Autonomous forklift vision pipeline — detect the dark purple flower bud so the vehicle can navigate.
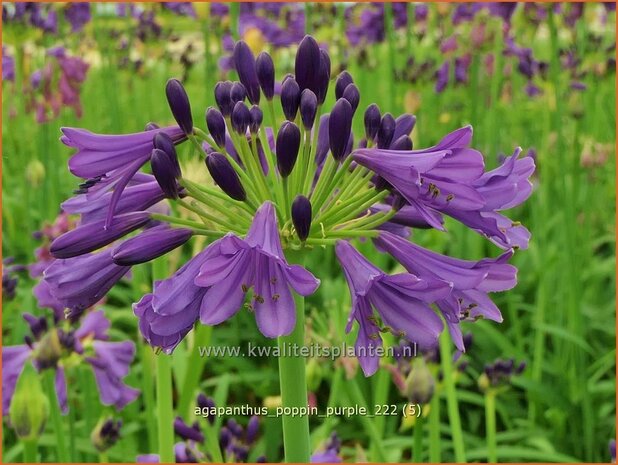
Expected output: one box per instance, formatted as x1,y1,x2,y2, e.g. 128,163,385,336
256,456,267,463
145,122,160,131
364,104,381,142
231,101,250,134
249,105,263,134
256,52,275,100
281,77,301,121
50,212,150,259
165,78,193,135
227,419,244,438
342,83,360,114
197,394,215,424
335,71,354,100
173,416,204,444
246,416,260,444
291,195,312,241
276,121,301,177
329,98,353,161
300,89,318,129
230,82,247,103
206,107,227,148
377,113,396,149
219,428,231,449
92,418,122,452
295,35,321,94
112,226,192,265
390,135,413,151
232,445,249,461
233,41,260,104
153,133,181,177
214,80,234,117
205,152,246,201
315,49,331,104
151,148,180,199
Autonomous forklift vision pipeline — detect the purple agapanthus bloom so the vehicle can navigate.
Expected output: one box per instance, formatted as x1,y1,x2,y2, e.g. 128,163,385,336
2,46,15,82
336,240,451,376
60,125,185,224
353,127,535,249
64,3,91,32
44,250,131,319
375,232,517,351
2,310,139,415
195,202,320,338
134,246,216,354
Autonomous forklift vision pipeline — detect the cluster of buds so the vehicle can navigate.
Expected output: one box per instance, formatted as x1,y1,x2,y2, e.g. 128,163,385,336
478,358,526,392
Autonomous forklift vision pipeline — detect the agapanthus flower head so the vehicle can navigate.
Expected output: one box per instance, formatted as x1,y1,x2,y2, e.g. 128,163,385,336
3,310,139,416
53,34,532,374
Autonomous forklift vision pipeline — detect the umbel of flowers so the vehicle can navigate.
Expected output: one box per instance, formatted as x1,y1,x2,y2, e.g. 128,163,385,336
45,35,534,462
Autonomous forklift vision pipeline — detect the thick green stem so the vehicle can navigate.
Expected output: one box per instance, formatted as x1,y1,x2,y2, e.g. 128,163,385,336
44,371,69,462
22,439,37,463
439,332,466,463
413,415,424,463
277,250,310,462
156,354,175,463
153,257,175,463
485,391,497,463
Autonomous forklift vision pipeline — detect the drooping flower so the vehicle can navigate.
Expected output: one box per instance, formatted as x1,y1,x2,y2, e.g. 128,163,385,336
354,127,534,249
336,240,451,376
375,231,517,351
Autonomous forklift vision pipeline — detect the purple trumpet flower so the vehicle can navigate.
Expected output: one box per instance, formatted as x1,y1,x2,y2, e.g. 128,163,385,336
375,231,517,351
61,125,185,224
44,250,131,318
133,247,219,353
195,202,320,338
61,126,186,179
62,176,166,224
86,339,140,410
335,240,451,376
441,148,535,249
112,225,192,266
50,212,150,259
353,126,487,229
